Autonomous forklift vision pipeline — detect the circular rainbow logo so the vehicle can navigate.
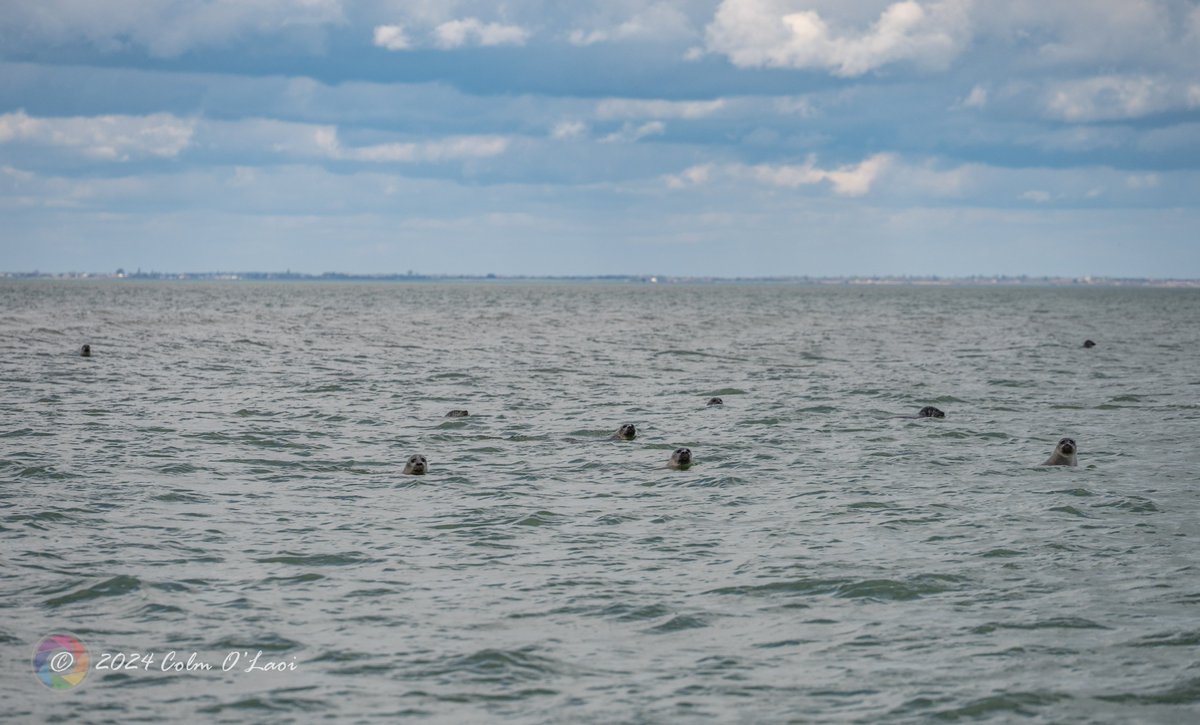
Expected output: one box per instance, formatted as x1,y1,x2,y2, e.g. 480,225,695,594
32,634,90,690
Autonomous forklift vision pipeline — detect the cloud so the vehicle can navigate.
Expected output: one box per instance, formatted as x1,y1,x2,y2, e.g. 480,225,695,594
339,135,510,162
960,84,988,108
567,3,695,46
0,110,194,160
433,18,530,48
1020,190,1052,203
704,0,969,76
666,153,894,196
372,24,411,51
551,120,588,140
1043,75,1200,122
600,121,666,143
595,98,727,120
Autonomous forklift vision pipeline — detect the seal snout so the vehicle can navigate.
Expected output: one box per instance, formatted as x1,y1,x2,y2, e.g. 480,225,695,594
403,454,428,475
1058,438,1075,455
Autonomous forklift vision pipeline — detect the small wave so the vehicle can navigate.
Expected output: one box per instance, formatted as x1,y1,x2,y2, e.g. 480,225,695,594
45,575,142,607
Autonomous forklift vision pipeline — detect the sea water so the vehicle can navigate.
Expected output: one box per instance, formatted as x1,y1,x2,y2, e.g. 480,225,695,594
1,280,1198,722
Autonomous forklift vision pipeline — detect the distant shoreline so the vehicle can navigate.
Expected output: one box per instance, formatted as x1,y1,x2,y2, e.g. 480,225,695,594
2,272,1198,288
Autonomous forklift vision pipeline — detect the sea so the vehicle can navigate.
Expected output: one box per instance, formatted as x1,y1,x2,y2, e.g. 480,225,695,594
1,280,1198,723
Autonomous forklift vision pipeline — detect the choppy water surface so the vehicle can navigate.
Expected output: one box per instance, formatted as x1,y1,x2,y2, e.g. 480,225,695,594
2,280,1199,722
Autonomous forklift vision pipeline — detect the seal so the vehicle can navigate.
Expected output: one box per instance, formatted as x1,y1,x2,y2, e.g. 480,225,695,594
79,344,91,357
445,410,469,418
707,397,724,406
668,447,693,470
614,424,637,440
1042,438,1078,467
1083,340,1096,348
918,406,945,418
403,454,429,475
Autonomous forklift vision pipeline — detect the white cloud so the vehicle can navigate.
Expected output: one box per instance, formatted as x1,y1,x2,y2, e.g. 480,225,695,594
373,24,412,51
600,121,666,143
551,120,588,140
568,3,695,46
595,98,726,120
960,84,988,108
340,135,510,162
1043,75,1200,122
0,110,194,160
433,18,530,48
1125,174,1160,189
665,163,714,188
704,0,969,76
1020,190,1052,203
666,153,895,196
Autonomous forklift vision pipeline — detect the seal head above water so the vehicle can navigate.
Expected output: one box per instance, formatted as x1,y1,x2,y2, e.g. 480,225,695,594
918,406,945,418
615,424,637,440
403,454,429,475
707,397,724,407
669,448,693,470
445,410,469,418
80,344,91,357
1083,340,1096,348
1042,438,1078,467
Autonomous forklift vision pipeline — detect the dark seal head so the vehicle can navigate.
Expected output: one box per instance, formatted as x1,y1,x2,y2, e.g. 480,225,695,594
707,397,724,407
80,344,91,357
668,447,693,470
1083,340,1096,348
616,424,637,440
403,454,429,475
445,410,469,418
1042,438,1078,467
918,406,945,418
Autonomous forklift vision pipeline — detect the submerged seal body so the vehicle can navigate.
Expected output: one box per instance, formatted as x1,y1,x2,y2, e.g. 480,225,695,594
445,410,469,418
668,447,693,470
707,397,724,407
1083,340,1096,348
1042,438,1078,467
918,406,945,418
403,454,429,475
615,424,637,440
80,344,91,357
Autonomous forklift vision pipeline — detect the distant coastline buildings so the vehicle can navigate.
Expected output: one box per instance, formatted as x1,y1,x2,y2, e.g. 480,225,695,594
1,270,1197,287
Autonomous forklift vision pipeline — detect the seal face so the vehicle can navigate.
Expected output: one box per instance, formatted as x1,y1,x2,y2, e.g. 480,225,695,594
1042,437,1078,467
79,344,91,357
669,447,693,470
403,454,428,475
707,397,724,406
918,406,945,418
1083,340,1096,348
445,410,469,418
616,424,637,440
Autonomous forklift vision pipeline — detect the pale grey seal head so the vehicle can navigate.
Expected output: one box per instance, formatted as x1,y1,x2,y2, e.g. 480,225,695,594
1083,340,1096,348
918,406,945,418
445,410,469,418
707,397,724,407
1042,438,1078,467
615,424,637,440
79,344,91,357
668,447,693,470
403,454,429,475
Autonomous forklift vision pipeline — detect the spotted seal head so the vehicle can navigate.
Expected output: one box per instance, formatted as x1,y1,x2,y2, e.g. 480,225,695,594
668,447,693,470
918,406,945,418
707,397,724,407
615,424,637,440
80,344,92,357
445,410,469,418
403,454,429,475
1042,438,1078,467
1082,340,1096,348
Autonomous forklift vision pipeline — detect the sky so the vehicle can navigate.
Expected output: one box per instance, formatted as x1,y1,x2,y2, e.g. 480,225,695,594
1,0,1198,277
